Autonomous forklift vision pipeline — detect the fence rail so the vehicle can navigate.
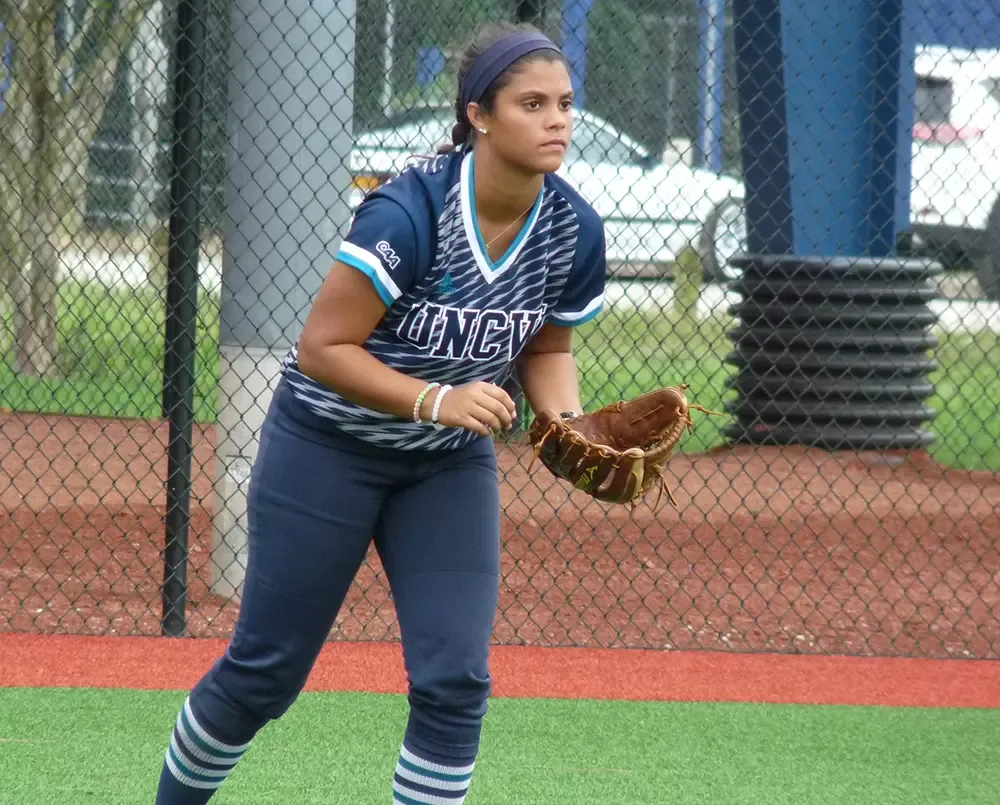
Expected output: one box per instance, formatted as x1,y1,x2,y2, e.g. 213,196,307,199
2,0,999,660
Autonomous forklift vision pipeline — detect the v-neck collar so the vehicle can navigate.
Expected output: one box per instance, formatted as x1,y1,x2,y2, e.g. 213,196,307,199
460,150,545,284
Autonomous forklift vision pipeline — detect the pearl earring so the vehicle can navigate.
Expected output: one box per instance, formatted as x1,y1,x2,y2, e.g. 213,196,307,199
478,128,488,135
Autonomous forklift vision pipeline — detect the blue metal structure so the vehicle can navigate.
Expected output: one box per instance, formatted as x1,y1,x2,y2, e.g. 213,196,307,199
697,0,726,174
914,0,1000,50
561,0,594,108
732,0,916,258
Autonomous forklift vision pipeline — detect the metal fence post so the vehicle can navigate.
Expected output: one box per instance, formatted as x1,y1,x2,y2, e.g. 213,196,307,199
161,0,209,637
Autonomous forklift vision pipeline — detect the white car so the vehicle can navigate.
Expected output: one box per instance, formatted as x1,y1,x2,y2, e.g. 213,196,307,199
347,105,747,281
907,45,1000,298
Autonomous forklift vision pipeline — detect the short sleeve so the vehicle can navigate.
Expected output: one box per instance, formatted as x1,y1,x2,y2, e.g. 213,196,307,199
549,210,607,327
335,195,419,307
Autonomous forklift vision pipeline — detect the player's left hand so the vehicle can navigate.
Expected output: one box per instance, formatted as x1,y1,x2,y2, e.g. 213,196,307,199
527,385,722,509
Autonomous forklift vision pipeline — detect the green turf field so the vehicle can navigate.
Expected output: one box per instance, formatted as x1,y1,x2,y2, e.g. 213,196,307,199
1,688,998,804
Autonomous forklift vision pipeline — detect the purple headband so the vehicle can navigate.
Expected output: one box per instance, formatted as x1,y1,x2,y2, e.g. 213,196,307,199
460,31,563,116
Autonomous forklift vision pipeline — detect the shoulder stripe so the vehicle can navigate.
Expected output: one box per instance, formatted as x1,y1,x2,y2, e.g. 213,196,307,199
338,242,402,304
550,292,604,325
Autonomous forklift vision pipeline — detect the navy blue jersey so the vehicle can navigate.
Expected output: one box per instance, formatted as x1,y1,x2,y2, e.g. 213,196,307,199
282,148,607,450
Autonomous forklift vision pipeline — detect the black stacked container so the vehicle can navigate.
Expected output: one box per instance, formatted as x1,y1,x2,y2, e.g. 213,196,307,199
722,254,942,450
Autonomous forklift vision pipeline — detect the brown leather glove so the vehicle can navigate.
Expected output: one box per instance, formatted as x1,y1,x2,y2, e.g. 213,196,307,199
527,385,721,509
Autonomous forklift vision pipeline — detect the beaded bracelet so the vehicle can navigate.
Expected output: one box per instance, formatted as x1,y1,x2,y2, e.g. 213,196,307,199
431,384,453,430
412,382,440,423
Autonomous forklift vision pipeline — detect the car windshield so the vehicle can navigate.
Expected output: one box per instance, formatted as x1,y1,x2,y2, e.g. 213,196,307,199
915,76,953,125
570,118,648,165
359,109,649,167
986,77,1000,106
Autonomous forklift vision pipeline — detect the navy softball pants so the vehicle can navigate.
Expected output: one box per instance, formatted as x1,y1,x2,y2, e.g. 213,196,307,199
155,380,501,804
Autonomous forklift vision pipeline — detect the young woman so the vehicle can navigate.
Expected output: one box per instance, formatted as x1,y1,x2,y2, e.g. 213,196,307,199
154,20,607,805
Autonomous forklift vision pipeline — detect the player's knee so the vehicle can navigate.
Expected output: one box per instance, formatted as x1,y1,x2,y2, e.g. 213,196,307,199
231,673,305,723
406,675,490,754
194,656,306,738
408,662,493,729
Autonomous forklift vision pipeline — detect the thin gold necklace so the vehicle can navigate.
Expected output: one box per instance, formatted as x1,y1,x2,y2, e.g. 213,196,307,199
484,198,536,251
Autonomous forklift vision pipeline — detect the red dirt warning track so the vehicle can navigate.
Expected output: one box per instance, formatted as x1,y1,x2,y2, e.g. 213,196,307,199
3,409,1000,659
1,634,998,709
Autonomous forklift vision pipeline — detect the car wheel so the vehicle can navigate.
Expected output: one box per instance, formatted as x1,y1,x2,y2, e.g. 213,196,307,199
974,197,1000,301
698,194,747,283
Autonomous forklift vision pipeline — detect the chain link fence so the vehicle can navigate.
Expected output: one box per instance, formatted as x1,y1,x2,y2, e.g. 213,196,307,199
1,0,999,659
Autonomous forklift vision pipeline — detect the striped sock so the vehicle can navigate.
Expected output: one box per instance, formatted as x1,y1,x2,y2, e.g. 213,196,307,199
392,743,476,804
159,697,254,802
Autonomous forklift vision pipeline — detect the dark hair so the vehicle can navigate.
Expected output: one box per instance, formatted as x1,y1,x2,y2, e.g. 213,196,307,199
437,22,567,154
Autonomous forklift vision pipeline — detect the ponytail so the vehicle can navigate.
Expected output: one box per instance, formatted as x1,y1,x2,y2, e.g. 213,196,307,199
436,106,473,154
451,119,472,148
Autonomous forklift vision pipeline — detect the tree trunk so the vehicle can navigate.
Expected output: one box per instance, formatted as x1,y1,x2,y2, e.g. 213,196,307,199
9,3,59,377
12,136,70,378
12,179,62,377
2,0,156,376
130,0,169,290
12,253,59,377
0,180,21,344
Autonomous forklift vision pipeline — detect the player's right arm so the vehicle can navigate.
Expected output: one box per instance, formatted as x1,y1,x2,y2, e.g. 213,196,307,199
296,197,514,433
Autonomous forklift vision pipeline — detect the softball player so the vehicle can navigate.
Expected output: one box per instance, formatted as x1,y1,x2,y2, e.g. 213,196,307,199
154,20,606,804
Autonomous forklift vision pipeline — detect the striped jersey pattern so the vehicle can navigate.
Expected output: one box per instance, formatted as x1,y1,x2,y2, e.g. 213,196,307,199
282,148,607,451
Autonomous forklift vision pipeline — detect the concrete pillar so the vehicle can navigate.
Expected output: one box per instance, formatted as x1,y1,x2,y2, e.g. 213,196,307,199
211,0,357,596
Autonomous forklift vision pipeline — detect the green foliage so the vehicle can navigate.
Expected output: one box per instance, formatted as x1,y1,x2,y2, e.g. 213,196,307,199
390,71,458,114
573,303,734,454
926,330,1000,471
354,0,393,127
0,281,220,422
572,305,1000,470
671,246,704,340
388,0,512,112
584,0,654,146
